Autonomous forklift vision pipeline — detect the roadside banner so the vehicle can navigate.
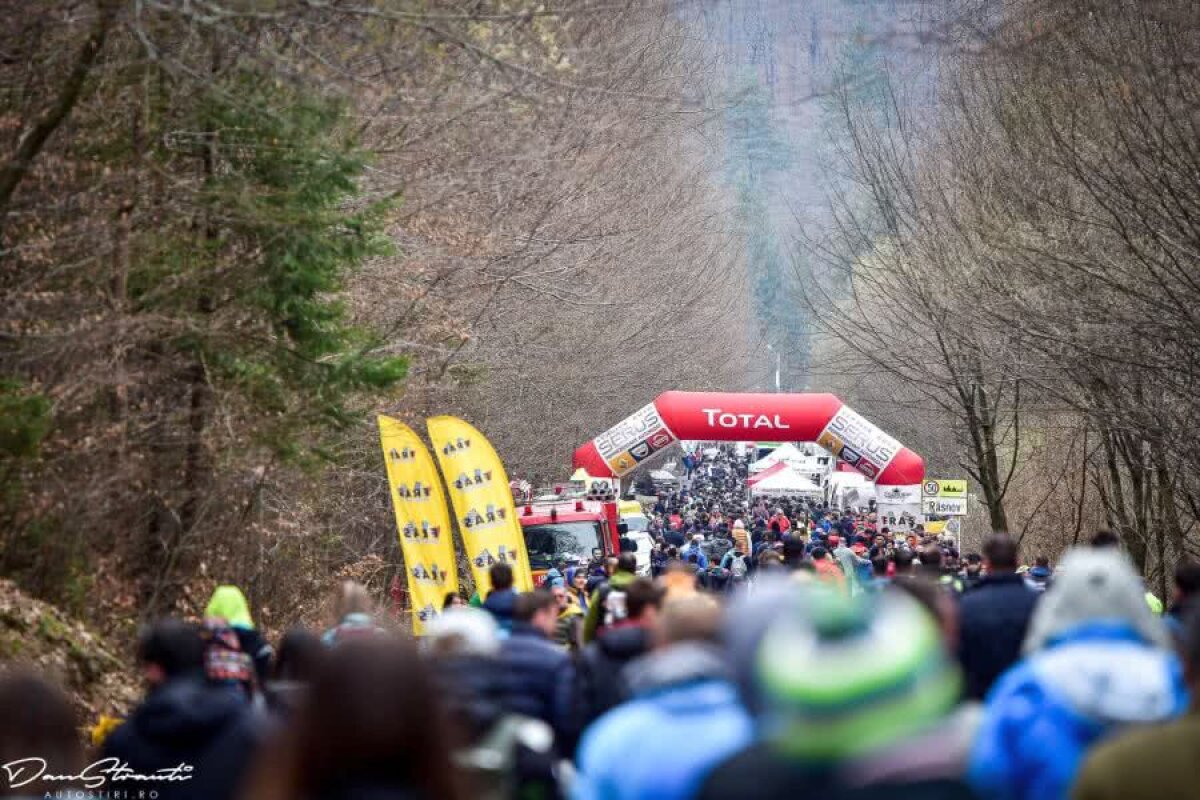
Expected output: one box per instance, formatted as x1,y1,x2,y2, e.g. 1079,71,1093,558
428,416,533,595
377,416,459,633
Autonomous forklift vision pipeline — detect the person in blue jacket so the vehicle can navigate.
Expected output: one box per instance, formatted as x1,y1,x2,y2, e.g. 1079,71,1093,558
573,594,752,800
968,547,1187,800
681,534,709,569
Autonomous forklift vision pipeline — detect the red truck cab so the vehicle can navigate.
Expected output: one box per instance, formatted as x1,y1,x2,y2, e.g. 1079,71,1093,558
518,496,621,586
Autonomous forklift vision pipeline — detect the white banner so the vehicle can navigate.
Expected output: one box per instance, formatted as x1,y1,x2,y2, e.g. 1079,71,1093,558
876,483,922,505
593,401,677,475
816,405,902,480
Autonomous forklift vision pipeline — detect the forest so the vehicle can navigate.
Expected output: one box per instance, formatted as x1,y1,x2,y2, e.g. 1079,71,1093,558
808,0,1200,599
0,0,754,632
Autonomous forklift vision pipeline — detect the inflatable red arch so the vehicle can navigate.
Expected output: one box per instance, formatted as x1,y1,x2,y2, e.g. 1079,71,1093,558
572,391,924,487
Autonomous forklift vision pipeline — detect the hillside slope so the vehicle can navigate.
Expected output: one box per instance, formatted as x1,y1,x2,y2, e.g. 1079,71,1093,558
0,579,138,723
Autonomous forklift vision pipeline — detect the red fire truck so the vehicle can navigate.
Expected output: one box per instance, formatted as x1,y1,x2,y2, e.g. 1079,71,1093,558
517,492,623,587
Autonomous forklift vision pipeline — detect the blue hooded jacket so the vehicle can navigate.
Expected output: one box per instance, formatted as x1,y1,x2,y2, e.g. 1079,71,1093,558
574,642,752,800
968,622,1186,800
681,541,709,570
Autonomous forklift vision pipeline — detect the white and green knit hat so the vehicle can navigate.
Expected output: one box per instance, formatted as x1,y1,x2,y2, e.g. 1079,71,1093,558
754,585,962,761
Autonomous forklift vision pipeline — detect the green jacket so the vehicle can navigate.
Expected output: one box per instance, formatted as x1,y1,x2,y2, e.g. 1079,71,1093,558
1072,706,1200,800
582,571,636,644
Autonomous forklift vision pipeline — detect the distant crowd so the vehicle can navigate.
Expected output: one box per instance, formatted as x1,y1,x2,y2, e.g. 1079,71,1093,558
2,446,1200,800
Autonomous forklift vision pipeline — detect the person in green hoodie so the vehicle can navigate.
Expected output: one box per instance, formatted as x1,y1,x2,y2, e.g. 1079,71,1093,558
582,552,638,643
205,584,274,688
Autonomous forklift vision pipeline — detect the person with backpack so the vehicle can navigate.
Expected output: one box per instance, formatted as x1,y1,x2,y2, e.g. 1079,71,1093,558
720,544,751,588
204,584,273,692
583,553,639,643
575,578,665,729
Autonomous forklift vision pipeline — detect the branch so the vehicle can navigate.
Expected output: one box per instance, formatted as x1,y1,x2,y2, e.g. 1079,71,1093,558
0,0,117,230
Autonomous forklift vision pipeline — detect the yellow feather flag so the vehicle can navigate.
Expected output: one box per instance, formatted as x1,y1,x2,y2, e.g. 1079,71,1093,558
427,416,533,595
377,416,459,634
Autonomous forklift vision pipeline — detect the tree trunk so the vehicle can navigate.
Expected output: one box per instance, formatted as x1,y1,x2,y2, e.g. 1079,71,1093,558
0,0,116,236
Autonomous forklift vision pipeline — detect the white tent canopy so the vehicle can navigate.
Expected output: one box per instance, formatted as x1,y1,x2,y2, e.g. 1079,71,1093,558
748,442,807,473
749,466,824,499
827,472,875,507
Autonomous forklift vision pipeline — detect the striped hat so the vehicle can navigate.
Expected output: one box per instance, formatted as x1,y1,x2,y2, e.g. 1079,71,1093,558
754,586,961,761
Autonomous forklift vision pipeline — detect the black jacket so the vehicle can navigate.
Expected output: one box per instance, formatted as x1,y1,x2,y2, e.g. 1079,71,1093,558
956,573,1040,700
575,624,652,728
436,654,509,742
497,623,575,743
102,677,262,800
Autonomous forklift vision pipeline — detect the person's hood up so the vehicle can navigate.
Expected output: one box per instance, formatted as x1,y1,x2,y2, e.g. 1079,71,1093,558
625,641,729,695
1023,547,1170,654
1028,622,1186,726
130,677,247,749
596,624,651,660
205,585,254,629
